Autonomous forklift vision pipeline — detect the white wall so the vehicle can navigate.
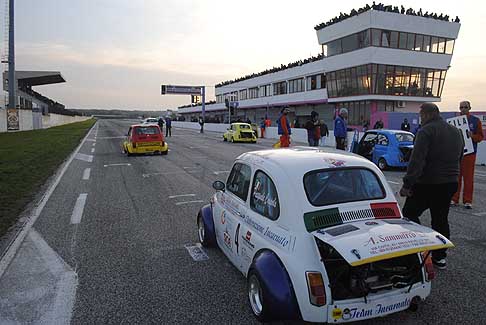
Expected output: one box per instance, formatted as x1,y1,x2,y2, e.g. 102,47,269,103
0,109,91,133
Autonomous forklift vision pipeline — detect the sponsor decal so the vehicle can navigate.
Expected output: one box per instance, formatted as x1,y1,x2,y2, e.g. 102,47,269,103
221,210,226,224
364,231,421,247
242,230,255,250
332,308,343,320
362,231,437,256
242,215,266,234
365,221,378,226
323,158,346,167
334,298,410,321
223,231,232,248
252,191,277,208
264,227,290,248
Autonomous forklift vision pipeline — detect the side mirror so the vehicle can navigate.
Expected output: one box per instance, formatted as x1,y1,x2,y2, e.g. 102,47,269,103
212,180,225,191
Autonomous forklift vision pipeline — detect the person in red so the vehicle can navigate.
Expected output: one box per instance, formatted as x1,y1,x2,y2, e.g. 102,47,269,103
277,107,291,147
451,101,484,209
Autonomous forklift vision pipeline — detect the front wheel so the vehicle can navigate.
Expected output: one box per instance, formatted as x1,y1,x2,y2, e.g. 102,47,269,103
247,270,271,322
197,214,211,247
378,158,388,170
231,137,235,143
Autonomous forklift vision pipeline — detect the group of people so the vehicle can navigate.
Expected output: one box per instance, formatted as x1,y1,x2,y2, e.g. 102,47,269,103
157,116,172,137
215,53,324,88
314,2,459,31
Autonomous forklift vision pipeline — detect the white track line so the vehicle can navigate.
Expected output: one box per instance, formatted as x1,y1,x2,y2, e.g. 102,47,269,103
90,148,95,153
71,194,88,224
82,168,91,180
169,194,196,199
103,163,131,167
473,211,486,216
0,122,96,279
213,170,231,175
175,200,204,206
75,153,93,163
92,143,96,147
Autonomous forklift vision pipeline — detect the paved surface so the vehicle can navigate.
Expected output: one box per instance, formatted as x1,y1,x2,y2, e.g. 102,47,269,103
0,119,485,324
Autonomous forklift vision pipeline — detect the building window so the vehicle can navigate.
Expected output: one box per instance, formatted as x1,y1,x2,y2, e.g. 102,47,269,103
216,94,223,103
239,89,247,100
289,78,304,93
323,28,455,57
336,101,371,125
327,64,447,99
249,87,259,99
273,81,287,95
259,84,271,97
306,74,326,90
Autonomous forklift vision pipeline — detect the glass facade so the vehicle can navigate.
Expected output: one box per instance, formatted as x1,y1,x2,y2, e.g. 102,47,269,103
306,74,326,90
327,64,447,98
248,87,259,99
288,78,304,93
336,101,372,125
273,81,287,95
259,84,271,97
239,89,247,100
323,28,455,57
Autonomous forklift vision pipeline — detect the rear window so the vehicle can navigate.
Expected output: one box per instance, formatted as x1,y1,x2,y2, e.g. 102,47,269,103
395,133,414,142
239,124,251,129
303,168,385,206
135,126,160,135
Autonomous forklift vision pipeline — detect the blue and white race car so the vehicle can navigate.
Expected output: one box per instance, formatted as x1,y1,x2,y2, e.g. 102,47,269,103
196,147,452,323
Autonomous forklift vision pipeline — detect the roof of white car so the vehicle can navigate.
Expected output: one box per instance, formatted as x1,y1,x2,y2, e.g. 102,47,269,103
238,147,378,175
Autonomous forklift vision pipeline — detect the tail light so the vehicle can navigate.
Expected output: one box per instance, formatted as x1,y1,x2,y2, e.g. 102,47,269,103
370,202,401,219
306,272,326,306
422,251,435,281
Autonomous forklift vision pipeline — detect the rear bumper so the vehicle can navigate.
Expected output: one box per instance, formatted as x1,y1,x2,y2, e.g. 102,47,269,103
131,143,168,153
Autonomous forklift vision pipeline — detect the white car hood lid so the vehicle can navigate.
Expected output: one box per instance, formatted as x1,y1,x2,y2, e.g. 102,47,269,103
311,218,453,266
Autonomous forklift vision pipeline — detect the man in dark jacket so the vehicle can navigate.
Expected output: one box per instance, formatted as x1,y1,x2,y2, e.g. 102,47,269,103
320,120,329,146
305,111,320,147
165,116,172,137
401,118,411,131
399,103,464,270
334,108,348,150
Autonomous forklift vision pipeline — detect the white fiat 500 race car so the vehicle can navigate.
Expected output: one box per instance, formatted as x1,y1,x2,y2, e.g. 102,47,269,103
196,147,453,323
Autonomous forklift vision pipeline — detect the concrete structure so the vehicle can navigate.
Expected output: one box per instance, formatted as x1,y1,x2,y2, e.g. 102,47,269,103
178,8,460,129
0,110,90,132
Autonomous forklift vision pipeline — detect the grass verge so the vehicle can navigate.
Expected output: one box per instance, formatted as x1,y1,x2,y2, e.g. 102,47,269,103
0,119,96,238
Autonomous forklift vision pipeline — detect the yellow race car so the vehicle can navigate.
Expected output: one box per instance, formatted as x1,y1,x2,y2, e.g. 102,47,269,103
123,124,168,155
223,123,257,143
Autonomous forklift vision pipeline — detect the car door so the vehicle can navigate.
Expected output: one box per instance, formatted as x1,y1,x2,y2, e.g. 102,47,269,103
238,169,283,274
357,132,378,160
372,133,389,163
214,162,252,267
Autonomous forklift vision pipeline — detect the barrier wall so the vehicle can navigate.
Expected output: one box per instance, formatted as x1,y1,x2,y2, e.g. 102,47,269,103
172,121,358,149
0,109,91,132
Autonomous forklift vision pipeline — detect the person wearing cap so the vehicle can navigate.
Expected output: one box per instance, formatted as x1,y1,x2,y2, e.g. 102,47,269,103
451,100,484,209
305,111,321,147
277,107,291,147
334,108,348,150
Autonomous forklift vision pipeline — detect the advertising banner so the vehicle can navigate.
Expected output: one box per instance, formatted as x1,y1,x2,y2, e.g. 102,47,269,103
6,108,19,131
446,115,475,155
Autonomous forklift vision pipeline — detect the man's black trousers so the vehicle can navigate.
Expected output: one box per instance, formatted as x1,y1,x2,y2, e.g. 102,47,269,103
402,182,458,260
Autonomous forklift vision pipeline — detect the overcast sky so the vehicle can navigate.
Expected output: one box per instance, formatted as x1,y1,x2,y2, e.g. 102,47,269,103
3,0,485,111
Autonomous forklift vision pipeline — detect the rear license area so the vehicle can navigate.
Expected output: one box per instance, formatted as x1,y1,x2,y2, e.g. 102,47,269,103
328,291,414,323
240,132,253,138
137,142,161,147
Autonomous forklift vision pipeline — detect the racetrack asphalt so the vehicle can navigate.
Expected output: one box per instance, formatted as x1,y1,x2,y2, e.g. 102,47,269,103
1,119,485,324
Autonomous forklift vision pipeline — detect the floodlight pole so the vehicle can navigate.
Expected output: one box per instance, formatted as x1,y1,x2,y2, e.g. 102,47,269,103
8,0,16,109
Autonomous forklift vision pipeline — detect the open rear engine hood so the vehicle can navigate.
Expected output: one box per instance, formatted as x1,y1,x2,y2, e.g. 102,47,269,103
311,218,453,266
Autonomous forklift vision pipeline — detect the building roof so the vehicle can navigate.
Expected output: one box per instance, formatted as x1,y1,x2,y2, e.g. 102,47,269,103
15,71,66,86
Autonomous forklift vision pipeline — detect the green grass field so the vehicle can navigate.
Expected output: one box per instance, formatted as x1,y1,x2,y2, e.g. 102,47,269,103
0,119,96,238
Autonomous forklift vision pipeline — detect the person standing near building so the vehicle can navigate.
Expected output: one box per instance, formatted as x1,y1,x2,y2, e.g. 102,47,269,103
198,116,204,133
451,101,484,209
320,120,329,146
157,116,165,133
260,117,266,138
399,103,464,269
277,107,291,147
334,108,348,150
401,118,411,131
374,118,384,129
305,111,321,147
165,116,172,137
